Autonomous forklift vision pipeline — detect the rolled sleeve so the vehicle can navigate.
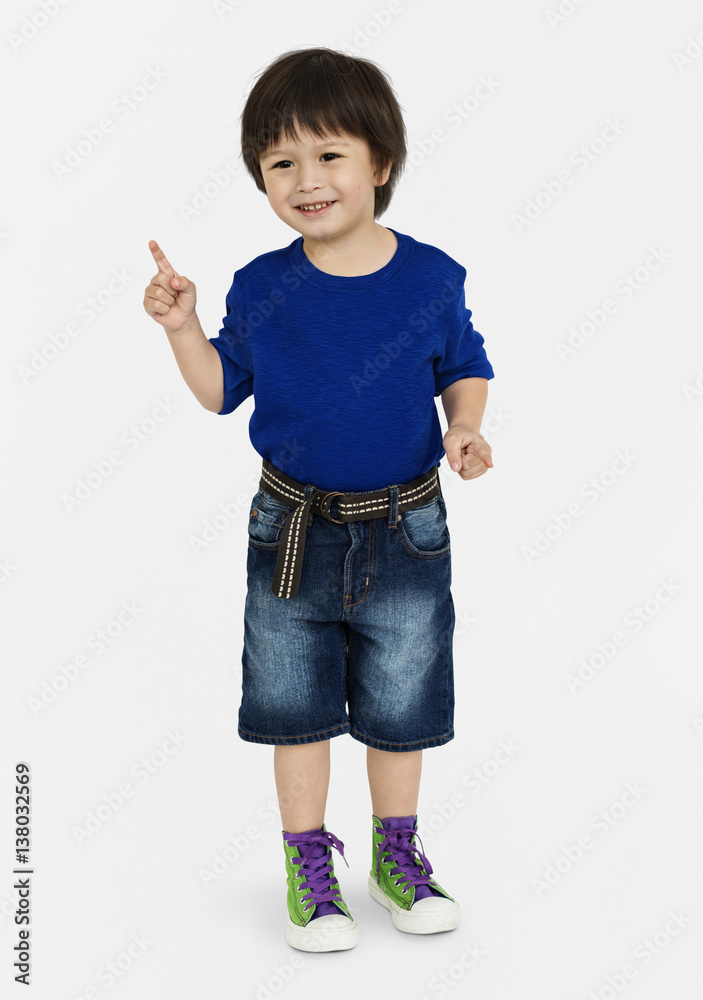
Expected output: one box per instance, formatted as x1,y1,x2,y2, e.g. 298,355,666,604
434,268,494,396
208,272,254,415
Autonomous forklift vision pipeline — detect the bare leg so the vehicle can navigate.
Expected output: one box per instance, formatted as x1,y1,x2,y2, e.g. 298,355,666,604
366,747,422,818
274,741,331,833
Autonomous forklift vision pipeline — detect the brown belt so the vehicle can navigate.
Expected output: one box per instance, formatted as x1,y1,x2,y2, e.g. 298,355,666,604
258,459,442,599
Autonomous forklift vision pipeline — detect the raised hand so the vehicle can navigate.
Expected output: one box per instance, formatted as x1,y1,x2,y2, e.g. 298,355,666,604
143,240,198,334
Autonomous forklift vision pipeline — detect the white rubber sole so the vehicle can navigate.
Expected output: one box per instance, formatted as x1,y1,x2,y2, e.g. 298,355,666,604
286,913,359,952
368,876,461,934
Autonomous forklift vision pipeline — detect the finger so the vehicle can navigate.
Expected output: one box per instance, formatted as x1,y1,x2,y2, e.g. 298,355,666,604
148,239,180,278
461,453,484,475
153,272,177,290
463,464,489,480
148,281,176,303
150,301,170,315
468,440,493,468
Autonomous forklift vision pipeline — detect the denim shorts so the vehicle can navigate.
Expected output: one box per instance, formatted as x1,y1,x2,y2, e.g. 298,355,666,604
237,475,456,752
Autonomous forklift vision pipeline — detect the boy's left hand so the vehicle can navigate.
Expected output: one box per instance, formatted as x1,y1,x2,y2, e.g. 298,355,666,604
443,425,493,480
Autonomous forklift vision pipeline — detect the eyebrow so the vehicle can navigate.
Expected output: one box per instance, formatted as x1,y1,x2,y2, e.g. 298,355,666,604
262,138,352,161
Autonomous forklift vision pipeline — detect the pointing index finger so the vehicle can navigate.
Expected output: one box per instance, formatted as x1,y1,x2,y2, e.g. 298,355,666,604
148,239,180,278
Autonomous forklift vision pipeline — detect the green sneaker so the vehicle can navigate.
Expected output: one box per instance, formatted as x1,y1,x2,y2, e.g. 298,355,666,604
368,814,461,934
283,824,359,952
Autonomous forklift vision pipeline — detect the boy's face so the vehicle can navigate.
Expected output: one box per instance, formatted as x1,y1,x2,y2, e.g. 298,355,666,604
258,123,391,242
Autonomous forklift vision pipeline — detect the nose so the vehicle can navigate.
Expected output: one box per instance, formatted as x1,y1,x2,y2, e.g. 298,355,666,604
296,161,325,192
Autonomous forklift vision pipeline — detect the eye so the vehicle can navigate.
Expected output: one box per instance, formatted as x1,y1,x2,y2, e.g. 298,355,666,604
271,153,340,169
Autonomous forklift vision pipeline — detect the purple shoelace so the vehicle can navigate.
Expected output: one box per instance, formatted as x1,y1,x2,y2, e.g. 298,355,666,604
374,816,444,900
285,828,350,918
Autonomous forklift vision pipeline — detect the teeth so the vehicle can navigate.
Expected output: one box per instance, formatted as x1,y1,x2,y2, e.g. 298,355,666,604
300,202,332,211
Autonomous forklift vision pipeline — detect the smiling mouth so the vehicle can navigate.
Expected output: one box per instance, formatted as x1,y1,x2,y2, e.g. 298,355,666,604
296,201,336,214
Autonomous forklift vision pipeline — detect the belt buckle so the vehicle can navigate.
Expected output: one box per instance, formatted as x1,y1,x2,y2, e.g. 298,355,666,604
319,491,345,524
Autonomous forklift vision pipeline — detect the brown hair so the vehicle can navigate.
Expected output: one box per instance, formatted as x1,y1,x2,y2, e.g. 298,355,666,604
239,47,407,220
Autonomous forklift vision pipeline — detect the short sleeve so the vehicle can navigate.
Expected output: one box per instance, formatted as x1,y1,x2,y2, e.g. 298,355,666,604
434,268,494,396
208,272,254,415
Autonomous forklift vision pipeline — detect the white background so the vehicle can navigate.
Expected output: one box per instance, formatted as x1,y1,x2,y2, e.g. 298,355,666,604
2,0,703,997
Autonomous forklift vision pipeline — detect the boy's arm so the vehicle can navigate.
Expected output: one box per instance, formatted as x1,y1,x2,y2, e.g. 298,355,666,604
441,377,493,476
144,241,225,412
440,377,488,431
164,314,225,413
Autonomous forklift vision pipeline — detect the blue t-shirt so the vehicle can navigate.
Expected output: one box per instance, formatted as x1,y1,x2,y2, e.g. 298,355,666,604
209,227,495,492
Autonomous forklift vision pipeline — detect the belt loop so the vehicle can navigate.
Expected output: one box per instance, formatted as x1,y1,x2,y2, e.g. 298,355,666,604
387,484,399,528
304,482,317,526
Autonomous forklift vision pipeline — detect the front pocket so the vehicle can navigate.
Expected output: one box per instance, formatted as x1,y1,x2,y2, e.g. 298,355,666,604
247,489,293,547
396,495,450,557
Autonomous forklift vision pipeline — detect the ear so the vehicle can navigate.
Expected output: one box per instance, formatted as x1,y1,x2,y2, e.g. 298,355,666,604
374,157,393,187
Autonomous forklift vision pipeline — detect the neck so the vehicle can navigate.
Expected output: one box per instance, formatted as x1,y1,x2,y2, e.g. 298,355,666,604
302,225,397,277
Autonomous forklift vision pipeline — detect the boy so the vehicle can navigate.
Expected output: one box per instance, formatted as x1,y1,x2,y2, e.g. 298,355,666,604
143,46,494,953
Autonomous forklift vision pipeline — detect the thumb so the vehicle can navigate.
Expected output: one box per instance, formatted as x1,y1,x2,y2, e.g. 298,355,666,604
171,274,194,295
445,448,461,473
443,432,461,472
